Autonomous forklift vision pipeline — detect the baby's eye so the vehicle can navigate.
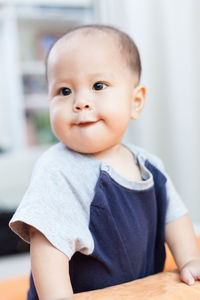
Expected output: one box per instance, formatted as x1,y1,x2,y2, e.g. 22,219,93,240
93,82,107,91
59,87,72,96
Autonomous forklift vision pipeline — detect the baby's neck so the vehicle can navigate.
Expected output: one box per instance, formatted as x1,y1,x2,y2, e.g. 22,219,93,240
92,143,142,182
92,143,122,163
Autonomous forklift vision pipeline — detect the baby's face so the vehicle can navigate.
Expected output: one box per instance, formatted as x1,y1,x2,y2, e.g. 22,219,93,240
47,33,142,154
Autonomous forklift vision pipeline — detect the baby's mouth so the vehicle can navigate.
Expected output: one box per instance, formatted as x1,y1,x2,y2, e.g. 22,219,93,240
77,121,98,127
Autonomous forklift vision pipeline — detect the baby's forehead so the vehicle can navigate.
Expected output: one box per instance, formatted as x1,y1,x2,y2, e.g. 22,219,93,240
48,29,121,63
46,27,140,83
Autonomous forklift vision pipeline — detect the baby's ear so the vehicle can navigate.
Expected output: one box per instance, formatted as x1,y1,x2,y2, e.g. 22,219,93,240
130,85,146,120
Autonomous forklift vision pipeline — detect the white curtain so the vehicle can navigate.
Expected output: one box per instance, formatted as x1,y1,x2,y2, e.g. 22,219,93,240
94,0,200,225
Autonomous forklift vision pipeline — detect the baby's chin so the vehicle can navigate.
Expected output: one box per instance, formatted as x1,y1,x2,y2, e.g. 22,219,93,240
66,144,107,155
62,140,115,155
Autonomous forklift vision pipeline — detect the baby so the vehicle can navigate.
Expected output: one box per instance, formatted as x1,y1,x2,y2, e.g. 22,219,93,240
10,25,200,300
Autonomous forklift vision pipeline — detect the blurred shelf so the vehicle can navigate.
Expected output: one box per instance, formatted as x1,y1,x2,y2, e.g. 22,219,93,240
0,0,92,6
24,94,48,110
16,6,93,22
21,61,45,75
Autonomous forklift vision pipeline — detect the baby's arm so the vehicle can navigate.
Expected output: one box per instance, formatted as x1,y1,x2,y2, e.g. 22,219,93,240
165,214,200,285
30,227,74,300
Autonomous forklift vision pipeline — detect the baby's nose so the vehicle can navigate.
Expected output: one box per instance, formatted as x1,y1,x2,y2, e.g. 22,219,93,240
73,102,93,112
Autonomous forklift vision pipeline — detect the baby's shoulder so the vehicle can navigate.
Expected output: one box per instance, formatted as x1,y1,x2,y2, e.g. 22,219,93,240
33,142,101,181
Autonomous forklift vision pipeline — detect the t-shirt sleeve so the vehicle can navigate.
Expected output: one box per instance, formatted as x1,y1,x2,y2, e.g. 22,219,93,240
164,172,188,223
150,155,188,223
9,158,93,260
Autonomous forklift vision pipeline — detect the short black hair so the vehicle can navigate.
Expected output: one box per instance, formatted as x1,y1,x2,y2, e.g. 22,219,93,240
45,24,142,82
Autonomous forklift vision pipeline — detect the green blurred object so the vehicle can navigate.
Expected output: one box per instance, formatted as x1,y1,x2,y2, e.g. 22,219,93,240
26,110,58,145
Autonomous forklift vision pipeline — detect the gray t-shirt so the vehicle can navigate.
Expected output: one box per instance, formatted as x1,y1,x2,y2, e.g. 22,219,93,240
9,142,188,260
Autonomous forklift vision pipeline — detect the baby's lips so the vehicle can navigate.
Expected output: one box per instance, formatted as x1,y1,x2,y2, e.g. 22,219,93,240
74,117,98,125
76,121,98,127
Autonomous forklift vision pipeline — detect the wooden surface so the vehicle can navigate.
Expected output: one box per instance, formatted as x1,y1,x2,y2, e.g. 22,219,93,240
74,270,200,300
1,270,200,300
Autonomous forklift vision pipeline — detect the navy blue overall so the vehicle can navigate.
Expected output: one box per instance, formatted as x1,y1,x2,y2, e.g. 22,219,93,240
28,160,167,299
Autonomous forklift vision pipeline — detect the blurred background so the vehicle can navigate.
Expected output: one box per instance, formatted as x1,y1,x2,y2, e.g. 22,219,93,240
0,0,199,281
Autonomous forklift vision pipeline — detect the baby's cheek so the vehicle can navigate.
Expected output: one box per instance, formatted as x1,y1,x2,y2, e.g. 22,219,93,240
50,104,64,122
49,108,64,134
